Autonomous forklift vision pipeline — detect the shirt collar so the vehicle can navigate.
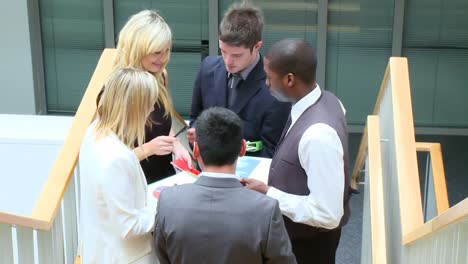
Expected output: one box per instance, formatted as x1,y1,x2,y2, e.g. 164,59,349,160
199,171,240,180
228,53,260,81
290,84,322,125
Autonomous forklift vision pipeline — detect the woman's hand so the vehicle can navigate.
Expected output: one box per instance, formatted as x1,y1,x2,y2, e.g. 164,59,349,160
172,141,193,169
147,136,178,156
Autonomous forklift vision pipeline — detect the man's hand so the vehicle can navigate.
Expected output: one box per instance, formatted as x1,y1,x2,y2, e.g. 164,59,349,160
173,141,193,169
187,128,196,144
241,178,270,194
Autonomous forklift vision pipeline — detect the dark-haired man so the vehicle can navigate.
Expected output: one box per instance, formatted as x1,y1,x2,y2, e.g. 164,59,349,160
188,1,290,158
154,107,296,264
242,39,351,264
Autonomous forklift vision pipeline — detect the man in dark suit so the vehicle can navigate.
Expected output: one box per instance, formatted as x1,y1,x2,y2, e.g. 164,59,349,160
187,2,290,158
154,107,296,264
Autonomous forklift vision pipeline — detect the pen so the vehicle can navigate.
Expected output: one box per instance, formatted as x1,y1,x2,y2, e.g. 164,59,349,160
174,126,188,137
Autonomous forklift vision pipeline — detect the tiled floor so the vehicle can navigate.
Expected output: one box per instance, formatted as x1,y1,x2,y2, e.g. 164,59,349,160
336,133,364,264
336,191,363,264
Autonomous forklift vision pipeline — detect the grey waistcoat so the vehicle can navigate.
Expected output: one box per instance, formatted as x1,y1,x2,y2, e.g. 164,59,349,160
268,89,350,240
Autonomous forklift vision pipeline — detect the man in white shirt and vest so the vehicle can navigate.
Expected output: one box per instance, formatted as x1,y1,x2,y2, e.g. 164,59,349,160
242,39,351,264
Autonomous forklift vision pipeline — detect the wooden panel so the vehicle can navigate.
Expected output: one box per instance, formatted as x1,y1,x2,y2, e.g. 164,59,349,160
403,217,468,263
415,142,433,152
415,142,449,215
0,211,48,230
403,198,468,245
389,57,424,238
367,115,388,264
428,144,449,214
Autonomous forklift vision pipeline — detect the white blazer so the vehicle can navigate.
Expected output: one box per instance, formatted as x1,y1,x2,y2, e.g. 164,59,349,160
79,121,157,263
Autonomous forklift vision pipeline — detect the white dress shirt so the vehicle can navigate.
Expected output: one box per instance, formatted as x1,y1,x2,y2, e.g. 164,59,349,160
200,171,241,179
267,85,346,229
79,121,157,263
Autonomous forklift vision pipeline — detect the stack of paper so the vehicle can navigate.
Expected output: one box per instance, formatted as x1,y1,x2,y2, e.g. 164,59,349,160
147,156,272,207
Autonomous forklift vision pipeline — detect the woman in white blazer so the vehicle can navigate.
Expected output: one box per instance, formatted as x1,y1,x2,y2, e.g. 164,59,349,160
79,68,159,263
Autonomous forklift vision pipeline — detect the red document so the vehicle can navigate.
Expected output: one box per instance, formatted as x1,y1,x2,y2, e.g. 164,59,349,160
171,158,200,176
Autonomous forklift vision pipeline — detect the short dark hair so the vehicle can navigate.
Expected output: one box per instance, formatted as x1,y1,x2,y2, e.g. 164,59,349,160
195,107,243,166
265,39,317,85
219,2,263,50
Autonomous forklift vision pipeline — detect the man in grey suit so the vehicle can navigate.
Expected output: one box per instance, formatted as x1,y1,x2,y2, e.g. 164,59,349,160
153,107,296,264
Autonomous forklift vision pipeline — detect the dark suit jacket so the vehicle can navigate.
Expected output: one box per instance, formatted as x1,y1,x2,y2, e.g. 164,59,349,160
154,176,296,264
189,56,291,157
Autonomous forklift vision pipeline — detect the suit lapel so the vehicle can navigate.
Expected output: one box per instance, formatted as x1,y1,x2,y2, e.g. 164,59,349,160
214,62,229,107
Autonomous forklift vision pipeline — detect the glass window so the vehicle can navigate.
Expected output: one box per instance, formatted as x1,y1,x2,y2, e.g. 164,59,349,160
114,0,209,117
39,0,105,113
326,0,394,125
220,0,318,54
402,0,468,127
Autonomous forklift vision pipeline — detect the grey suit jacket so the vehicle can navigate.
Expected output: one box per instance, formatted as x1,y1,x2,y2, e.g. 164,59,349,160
154,176,296,264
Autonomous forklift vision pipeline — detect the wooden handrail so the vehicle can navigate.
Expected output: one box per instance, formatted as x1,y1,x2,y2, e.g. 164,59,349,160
31,49,116,229
383,57,423,238
0,211,49,230
403,198,468,245
366,115,387,264
354,140,449,216
352,57,466,261
415,142,449,215
0,49,116,230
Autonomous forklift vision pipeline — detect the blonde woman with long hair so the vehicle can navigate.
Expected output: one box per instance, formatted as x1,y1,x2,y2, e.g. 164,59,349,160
102,10,191,184
80,68,160,263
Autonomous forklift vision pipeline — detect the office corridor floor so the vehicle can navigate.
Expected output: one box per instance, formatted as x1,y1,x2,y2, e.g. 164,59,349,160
336,191,363,264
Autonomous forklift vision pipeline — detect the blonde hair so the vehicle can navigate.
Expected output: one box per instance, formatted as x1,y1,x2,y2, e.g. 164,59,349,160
96,68,159,149
114,10,173,118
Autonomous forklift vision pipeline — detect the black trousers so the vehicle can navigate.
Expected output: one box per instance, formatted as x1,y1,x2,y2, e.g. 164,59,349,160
291,228,342,264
